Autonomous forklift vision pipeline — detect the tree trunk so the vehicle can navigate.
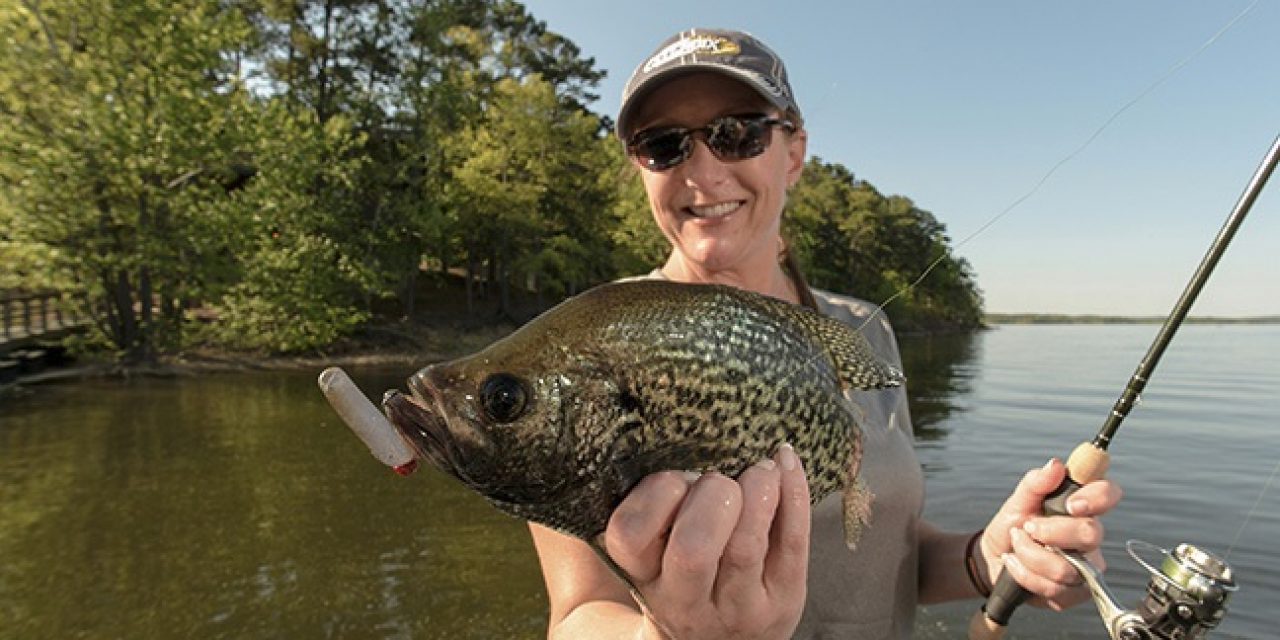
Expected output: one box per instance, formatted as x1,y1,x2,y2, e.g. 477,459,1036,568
136,265,154,362
316,0,336,124
498,259,511,320
402,255,418,317
465,249,477,316
110,269,140,360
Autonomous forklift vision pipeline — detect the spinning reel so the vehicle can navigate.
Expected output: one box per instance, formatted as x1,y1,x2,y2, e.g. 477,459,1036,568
1059,540,1237,640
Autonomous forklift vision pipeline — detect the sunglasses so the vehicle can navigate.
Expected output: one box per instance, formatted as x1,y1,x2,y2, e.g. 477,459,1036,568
626,114,796,171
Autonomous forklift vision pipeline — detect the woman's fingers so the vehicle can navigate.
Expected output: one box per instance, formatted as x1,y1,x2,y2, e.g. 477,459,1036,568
980,456,1124,611
1003,527,1103,610
602,450,811,638
1061,478,1123,518
1007,527,1085,588
661,472,743,603
1020,514,1104,552
714,457,781,612
764,444,811,596
605,471,695,584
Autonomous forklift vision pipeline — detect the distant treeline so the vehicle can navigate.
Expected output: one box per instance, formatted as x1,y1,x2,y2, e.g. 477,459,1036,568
0,0,982,361
987,314,1280,325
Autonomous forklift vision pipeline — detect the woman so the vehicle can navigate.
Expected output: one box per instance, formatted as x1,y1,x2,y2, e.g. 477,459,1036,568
529,28,1121,639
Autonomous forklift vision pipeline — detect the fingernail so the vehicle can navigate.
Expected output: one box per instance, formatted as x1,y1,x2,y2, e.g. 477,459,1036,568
1068,496,1088,516
1009,526,1021,543
681,471,702,485
1023,520,1038,536
1042,458,1056,472
1002,552,1023,573
755,457,778,472
777,443,798,471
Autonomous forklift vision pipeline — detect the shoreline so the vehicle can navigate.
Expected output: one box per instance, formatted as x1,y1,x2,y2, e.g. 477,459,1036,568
0,351,426,396
1,320,519,393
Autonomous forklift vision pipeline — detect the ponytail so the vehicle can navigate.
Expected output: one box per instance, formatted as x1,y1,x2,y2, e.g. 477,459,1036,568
779,236,819,311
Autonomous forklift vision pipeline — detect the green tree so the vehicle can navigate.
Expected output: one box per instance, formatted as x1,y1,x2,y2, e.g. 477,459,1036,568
605,143,667,276
0,0,258,361
244,0,608,317
787,157,984,330
203,105,369,352
442,74,610,317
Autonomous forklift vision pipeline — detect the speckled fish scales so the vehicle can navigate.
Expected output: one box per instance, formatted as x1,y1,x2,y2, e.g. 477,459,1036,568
381,279,904,549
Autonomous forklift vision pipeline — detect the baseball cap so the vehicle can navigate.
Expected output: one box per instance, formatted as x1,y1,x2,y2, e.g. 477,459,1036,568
616,28,803,141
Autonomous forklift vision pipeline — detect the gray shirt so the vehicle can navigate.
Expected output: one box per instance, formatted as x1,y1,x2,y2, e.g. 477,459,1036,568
793,289,923,640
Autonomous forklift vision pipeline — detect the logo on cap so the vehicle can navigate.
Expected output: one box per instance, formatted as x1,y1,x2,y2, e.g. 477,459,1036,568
642,35,740,73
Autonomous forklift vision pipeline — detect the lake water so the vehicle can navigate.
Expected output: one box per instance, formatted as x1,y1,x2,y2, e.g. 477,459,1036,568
1,324,1276,639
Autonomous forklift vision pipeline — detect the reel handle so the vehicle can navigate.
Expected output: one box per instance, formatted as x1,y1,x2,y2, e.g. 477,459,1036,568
967,443,1111,640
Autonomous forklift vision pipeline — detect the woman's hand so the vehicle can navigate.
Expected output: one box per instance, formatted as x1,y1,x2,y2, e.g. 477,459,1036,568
979,458,1123,610
603,445,812,640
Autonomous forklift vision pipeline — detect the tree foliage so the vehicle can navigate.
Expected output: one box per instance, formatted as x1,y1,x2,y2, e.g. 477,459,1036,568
442,74,612,312
1,0,984,360
0,0,259,360
201,105,369,352
787,158,984,331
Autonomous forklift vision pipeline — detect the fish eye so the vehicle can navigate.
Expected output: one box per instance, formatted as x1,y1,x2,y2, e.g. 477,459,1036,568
479,373,528,423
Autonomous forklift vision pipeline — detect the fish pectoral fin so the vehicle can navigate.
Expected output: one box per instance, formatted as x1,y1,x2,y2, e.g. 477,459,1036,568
588,537,681,639
588,537,648,609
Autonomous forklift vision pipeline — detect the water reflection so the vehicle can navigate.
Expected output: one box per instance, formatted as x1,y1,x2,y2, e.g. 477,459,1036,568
3,325,1274,639
0,333,986,639
0,370,548,639
898,330,981,441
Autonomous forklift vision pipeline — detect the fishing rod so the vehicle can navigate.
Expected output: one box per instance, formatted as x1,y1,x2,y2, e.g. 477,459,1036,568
969,133,1280,640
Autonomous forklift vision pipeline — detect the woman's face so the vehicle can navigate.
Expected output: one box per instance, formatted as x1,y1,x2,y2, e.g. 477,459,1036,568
629,72,807,276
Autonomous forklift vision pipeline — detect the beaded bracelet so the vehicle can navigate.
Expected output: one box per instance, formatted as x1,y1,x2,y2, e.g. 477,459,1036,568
965,528,992,598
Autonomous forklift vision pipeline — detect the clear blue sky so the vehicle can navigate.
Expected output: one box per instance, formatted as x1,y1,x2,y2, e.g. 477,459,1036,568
521,1,1279,316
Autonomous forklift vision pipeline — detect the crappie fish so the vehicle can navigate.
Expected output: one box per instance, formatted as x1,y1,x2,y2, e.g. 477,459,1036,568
381,279,903,549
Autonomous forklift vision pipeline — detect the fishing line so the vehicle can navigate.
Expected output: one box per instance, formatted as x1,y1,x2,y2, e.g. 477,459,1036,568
781,2,1261,399
1224,454,1280,560
801,80,841,124
853,0,1261,334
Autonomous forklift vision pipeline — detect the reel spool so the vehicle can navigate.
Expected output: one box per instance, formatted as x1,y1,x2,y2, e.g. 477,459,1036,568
1057,540,1237,640
1129,541,1236,639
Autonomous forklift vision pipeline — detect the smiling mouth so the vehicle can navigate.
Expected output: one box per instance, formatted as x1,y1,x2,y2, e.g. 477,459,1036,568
686,200,744,219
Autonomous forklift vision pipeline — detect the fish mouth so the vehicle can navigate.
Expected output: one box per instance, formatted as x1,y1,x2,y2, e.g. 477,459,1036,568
381,375,474,487
382,369,574,506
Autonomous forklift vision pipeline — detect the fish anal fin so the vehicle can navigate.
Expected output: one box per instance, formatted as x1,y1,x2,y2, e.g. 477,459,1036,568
840,434,872,550
842,476,874,550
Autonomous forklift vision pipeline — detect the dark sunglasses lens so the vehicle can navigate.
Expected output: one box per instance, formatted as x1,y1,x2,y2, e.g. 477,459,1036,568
708,117,770,161
630,116,781,170
634,130,689,170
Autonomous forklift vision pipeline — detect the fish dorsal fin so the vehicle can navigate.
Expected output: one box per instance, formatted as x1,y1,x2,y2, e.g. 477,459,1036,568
759,296,902,391
811,311,903,391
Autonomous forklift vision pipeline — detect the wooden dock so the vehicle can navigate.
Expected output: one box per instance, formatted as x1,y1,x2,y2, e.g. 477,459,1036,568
1,290,88,383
